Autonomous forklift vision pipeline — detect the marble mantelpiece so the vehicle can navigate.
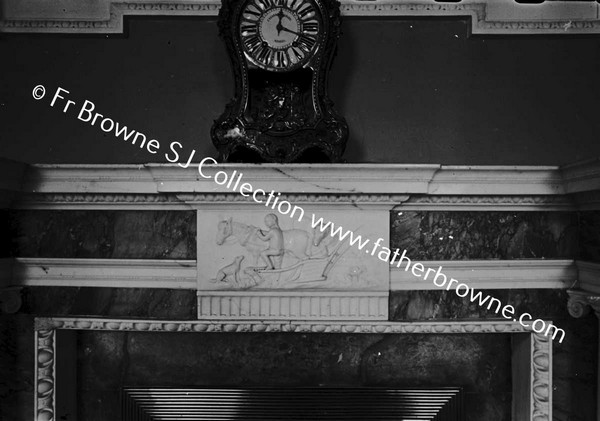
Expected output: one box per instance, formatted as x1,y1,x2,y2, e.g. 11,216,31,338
4,161,600,420
3,161,600,321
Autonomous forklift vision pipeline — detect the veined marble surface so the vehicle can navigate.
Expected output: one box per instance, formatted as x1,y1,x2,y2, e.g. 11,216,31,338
391,211,579,260
9,210,196,259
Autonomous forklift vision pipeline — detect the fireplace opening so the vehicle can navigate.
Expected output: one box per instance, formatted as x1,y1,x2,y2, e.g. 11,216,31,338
122,387,463,420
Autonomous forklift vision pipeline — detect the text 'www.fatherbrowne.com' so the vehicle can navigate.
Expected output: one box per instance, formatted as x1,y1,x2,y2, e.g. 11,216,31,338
309,214,565,342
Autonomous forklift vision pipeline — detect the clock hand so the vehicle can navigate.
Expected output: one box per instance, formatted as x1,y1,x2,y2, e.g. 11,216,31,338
276,21,285,36
279,26,301,36
275,8,286,35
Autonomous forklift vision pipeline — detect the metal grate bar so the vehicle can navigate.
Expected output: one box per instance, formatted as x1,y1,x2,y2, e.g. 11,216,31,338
122,387,463,421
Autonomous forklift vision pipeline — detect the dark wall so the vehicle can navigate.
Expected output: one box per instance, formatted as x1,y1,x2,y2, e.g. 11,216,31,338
1,17,600,164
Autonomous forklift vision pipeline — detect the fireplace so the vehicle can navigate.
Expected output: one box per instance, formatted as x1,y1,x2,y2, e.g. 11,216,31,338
11,161,589,421
34,317,550,421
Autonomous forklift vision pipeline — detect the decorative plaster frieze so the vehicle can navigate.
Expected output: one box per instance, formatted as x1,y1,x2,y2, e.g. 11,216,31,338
2,0,600,34
178,193,411,208
8,191,581,211
12,192,410,210
34,316,543,334
13,191,579,211
12,193,190,210
400,194,575,211
391,260,577,291
11,258,197,289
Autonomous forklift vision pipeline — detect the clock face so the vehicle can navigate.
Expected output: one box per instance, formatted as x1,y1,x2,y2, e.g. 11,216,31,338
239,0,322,71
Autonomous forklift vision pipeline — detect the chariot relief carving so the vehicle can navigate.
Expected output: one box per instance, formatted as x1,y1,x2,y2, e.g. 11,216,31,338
200,211,388,291
212,213,353,288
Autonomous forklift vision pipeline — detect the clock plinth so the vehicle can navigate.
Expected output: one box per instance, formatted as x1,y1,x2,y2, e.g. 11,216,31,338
211,0,348,163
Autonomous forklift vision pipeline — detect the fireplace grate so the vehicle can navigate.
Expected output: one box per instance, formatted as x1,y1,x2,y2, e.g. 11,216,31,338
122,387,463,421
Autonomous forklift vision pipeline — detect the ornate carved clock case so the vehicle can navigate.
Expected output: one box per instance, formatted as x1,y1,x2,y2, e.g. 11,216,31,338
211,0,348,163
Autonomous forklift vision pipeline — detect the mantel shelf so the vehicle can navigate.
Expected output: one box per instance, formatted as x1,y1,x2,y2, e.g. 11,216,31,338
6,161,599,196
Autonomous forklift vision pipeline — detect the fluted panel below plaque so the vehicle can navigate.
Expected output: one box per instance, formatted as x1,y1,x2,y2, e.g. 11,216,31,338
197,292,388,320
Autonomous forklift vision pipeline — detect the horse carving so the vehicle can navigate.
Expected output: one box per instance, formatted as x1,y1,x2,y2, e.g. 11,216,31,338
216,217,313,265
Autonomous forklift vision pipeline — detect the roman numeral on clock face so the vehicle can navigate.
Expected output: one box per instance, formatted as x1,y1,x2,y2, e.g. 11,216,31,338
297,3,315,19
303,21,318,33
289,0,303,12
243,34,262,52
255,0,276,10
241,23,258,37
274,52,283,67
256,45,272,64
242,7,261,19
273,50,288,68
289,46,304,62
297,34,316,52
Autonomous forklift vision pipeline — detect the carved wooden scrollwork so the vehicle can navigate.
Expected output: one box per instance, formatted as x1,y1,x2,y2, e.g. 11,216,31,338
35,330,56,421
532,333,552,421
567,289,594,318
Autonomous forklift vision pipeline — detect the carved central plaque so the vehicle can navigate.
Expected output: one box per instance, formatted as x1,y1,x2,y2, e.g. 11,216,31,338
196,207,389,319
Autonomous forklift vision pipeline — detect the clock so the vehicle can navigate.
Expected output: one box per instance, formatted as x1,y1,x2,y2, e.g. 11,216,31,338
211,0,348,163
239,0,321,72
